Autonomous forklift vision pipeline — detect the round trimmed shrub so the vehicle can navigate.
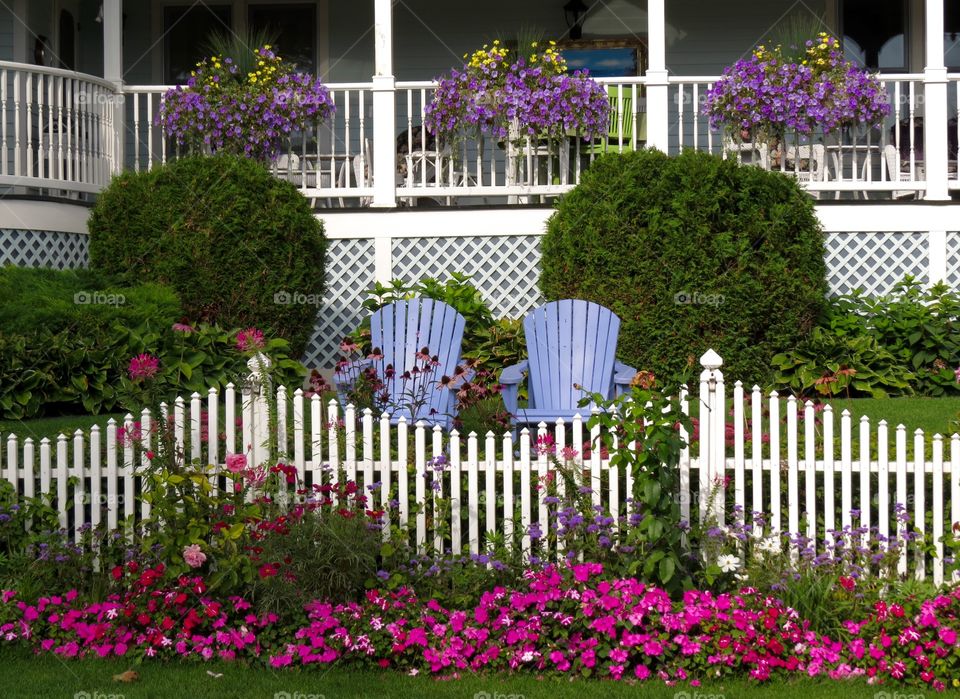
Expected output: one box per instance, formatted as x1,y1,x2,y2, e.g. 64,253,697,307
540,149,828,384
88,154,327,356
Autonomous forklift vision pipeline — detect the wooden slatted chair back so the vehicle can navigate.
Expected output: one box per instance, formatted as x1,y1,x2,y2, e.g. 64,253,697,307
370,297,466,426
524,299,621,412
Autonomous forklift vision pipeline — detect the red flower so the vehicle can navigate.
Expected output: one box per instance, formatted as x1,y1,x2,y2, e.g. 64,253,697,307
258,563,279,579
839,576,856,591
111,566,123,581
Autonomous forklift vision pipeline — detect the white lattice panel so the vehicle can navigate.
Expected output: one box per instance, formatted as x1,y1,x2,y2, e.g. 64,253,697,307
946,232,960,288
391,235,545,319
825,232,928,296
302,238,376,368
0,229,89,269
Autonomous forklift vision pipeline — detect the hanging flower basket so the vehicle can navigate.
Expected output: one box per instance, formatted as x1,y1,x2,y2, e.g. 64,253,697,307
157,46,335,163
424,40,609,147
703,33,890,144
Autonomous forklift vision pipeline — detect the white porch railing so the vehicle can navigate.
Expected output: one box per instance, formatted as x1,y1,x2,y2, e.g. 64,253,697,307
124,83,375,204
0,61,118,197
670,74,931,198
2,352,957,583
0,61,948,204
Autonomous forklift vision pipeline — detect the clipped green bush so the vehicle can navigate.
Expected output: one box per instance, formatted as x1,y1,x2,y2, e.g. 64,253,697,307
88,154,327,356
0,267,306,418
540,149,828,384
0,321,306,420
0,265,181,335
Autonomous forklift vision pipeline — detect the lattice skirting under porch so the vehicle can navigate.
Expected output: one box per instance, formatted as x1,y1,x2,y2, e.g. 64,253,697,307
0,228,89,269
3,227,957,368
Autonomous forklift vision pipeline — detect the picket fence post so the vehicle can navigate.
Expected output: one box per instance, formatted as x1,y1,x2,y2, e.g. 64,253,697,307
698,349,724,525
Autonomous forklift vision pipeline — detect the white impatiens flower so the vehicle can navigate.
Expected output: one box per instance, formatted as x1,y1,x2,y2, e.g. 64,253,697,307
717,554,741,572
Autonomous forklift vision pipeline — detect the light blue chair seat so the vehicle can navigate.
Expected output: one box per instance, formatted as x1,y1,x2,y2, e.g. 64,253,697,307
500,299,637,433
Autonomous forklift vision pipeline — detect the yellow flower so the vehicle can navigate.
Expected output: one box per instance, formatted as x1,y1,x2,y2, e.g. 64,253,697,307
263,44,272,50
531,41,538,47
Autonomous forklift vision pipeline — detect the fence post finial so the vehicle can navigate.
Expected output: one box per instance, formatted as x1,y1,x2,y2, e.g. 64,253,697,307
700,348,723,370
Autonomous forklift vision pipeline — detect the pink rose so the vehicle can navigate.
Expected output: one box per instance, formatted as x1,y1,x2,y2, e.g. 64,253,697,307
225,453,247,473
182,544,206,569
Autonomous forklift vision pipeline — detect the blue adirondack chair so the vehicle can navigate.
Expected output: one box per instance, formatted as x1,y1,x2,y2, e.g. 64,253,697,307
500,300,636,430
335,297,466,429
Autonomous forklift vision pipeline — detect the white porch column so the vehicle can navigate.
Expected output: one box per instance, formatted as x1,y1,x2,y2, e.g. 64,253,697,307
924,0,948,201
644,0,669,152
103,0,124,174
371,0,397,208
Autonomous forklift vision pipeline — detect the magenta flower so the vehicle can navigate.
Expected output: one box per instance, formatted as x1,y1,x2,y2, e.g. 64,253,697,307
172,322,194,333
236,328,265,352
128,354,160,382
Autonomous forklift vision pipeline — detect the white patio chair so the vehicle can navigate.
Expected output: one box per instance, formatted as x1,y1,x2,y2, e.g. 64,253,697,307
352,138,373,207
780,143,827,198
883,144,924,200
723,137,771,169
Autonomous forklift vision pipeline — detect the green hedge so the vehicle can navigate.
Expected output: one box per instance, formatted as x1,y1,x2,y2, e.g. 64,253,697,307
0,266,180,335
87,154,327,356
540,149,828,384
0,269,305,420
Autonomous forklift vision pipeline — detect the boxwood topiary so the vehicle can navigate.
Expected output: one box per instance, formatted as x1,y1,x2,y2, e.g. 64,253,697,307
88,154,327,356
540,149,828,384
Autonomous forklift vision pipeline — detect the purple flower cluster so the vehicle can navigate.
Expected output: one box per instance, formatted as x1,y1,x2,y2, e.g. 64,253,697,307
424,46,609,142
703,37,890,137
157,47,335,162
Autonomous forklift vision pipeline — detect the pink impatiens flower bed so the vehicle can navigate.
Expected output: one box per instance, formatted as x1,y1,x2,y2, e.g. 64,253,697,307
2,562,958,691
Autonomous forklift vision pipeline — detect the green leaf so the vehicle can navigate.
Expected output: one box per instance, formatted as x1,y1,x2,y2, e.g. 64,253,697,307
658,556,675,584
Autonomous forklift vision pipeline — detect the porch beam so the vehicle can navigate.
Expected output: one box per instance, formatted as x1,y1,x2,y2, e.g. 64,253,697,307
923,0,948,201
103,0,124,174
645,0,669,152
372,0,397,208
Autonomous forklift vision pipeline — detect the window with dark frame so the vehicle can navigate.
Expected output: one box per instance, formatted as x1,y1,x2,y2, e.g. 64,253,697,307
164,5,233,85
841,0,908,72
248,4,317,75
946,2,960,71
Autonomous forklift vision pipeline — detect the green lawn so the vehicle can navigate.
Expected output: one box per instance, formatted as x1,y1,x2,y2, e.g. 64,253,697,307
0,413,125,443
0,649,898,698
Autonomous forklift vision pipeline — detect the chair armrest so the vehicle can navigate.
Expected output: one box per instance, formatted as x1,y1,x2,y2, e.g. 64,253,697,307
499,360,528,417
613,361,637,396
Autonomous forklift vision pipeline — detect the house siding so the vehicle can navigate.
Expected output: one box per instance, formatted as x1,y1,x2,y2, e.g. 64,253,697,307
0,6,14,62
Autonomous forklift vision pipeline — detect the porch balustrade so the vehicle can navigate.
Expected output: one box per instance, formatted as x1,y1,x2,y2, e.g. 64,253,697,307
0,60,954,205
0,61,118,199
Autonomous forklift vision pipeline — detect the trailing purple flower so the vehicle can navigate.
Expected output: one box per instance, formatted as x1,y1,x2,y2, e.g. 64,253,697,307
703,33,890,140
424,40,609,143
157,46,335,162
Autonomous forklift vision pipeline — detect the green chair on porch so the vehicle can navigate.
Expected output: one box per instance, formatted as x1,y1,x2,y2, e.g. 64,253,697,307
589,85,646,155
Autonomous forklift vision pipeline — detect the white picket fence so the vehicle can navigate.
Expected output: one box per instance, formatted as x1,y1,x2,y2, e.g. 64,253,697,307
2,351,958,583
